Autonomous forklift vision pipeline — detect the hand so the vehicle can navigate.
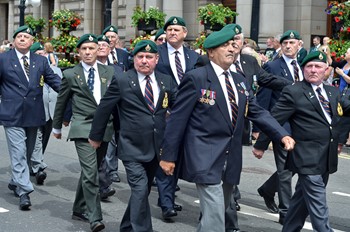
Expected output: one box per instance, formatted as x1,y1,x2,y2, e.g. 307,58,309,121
88,139,101,149
335,67,343,76
53,132,62,139
281,136,295,151
63,121,70,127
338,144,343,154
252,148,264,159
252,132,260,140
160,160,175,176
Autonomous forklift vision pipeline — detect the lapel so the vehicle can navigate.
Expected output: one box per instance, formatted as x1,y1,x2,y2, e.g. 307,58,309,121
128,69,150,111
183,46,191,73
28,52,38,88
11,50,29,87
155,72,166,111
206,65,233,131
239,56,249,75
324,85,338,121
72,64,96,104
303,81,328,122
279,57,294,81
231,72,247,113
97,64,109,96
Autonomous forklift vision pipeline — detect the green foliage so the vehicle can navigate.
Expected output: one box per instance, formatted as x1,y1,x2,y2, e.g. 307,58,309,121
51,34,78,54
25,15,46,33
198,3,238,26
131,6,166,29
49,9,82,33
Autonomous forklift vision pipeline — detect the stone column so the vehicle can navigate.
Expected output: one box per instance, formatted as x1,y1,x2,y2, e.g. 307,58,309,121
84,0,93,34
8,1,14,39
163,0,183,19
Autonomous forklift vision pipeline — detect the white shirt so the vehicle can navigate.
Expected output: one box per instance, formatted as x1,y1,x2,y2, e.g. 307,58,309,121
312,83,332,124
15,49,30,81
108,48,118,64
282,54,303,82
229,54,242,73
81,62,102,105
137,72,159,107
211,61,239,120
167,43,186,85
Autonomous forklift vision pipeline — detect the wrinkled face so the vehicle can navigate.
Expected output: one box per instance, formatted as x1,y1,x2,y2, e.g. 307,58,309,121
105,31,119,49
97,41,110,58
207,40,235,70
78,42,98,66
232,33,244,56
133,52,159,76
303,61,328,86
281,39,300,59
156,35,167,45
13,32,33,53
166,25,187,49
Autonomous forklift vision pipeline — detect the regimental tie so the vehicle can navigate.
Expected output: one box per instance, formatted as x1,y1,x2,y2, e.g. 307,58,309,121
110,50,118,64
234,60,245,77
174,51,184,82
88,67,95,93
144,75,155,112
22,56,30,78
224,71,239,128
291,60,300,82
316,87,332,117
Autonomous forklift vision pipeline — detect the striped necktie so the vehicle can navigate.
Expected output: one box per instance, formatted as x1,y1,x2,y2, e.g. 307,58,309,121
316,87,332,117
22,56,30,78
144,75,155,112
291,60,300,82
234,60,245,77
88,67,95,93
224,71,238,128
111,50,118,64
174,51,184,82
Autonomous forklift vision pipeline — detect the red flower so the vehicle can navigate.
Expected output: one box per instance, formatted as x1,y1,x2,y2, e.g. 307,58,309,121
339,11,343,16
335,17,341,23
331,52,336,57
336,57,341,62
200,20,204,25
208,11,212,15
347,27,350,33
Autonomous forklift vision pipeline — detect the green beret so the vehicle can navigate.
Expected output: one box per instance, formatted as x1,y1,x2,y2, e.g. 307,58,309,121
163,16,186,30
203,28,236,49
222,24,242,34
133,40,158,55
76,34,98,48
300,51,327,67
13,25,34,39
30,42,44,53
97,34,110,44
155,28,165,41
102,25,118,35
280,30,301,43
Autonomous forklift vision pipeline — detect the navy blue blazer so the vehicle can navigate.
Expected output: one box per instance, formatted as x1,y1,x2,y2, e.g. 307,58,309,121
160,63,289,185
156,43,199,85
0,49,61,127
108,48,132,71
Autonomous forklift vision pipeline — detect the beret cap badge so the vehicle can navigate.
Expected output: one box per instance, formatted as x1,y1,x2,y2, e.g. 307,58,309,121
290,32,295,38
145,44,151,51
173,18,178,24
102,35,106,40
89,35,93,41
26,28,31,33
319,53,324,60
110,27,114,31
235,27,239,33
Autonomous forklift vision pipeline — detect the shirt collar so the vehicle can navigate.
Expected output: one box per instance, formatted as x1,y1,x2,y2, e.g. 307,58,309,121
137,72,156,83
81,61,98,73
15,49,30,60
167,43,184,55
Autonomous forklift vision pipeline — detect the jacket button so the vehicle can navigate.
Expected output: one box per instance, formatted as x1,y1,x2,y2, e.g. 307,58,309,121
331,139,333,142
225,150,229,154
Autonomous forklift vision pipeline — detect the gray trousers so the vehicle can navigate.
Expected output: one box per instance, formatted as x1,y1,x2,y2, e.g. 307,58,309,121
5,126,36,196
104,134,118,175
282,173,333,232
30,127,48,173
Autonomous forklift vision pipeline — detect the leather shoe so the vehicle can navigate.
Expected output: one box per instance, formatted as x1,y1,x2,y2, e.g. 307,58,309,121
72,211,89,223
279,214,285,225
19,193,31,210
35,171,47,185
257,188,279,213
100,187,116,200
162,208,177,220
235,200,241,211
110,173,120,182
90,221,105,232
174,203,182,211
8,183,19,197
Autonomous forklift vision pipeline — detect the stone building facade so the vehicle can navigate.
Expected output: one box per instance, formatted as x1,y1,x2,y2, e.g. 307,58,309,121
0,0,330,50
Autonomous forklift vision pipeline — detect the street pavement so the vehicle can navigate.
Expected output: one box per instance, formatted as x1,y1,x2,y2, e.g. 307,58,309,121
0,126,350,232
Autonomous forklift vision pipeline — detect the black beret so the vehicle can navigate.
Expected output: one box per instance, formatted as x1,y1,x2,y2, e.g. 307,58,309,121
280,30,301,43
76,34,98,48
133,40,158,55
102,25,118,35
13,25,34,39
300,51,327,67
97,34,110,44
203,28,236,49
163,16,186,30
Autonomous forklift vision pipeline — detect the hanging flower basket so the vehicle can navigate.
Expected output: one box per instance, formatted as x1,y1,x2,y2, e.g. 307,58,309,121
131,6,166,34
137,19,157,32
198,3,238,31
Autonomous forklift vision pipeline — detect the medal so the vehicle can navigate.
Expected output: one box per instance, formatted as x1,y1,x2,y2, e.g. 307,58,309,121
338,102,343,116
39,75,44,87
162,92,169,108
209,99,215,105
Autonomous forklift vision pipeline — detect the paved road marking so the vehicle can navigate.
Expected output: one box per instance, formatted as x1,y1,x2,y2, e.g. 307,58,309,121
333,192,350,197
0,207,9,213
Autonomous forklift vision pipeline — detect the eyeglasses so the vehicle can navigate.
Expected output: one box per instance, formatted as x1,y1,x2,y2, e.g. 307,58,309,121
157,38,166,42
99,43,110,48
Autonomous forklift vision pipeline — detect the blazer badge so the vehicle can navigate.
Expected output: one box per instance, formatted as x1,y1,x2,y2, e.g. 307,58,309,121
162,92,169,108
199,88,216,105
338,102,343,116
39,75,44,87
101,78,107,84
239,82,249,117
